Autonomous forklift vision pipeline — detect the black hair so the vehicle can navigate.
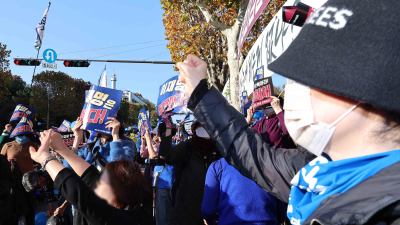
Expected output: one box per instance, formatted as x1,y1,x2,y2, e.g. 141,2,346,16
374,106,400,143
87,110,126,151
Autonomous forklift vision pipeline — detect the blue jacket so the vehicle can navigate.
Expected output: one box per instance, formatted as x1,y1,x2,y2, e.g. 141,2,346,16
63,138,135,169
202,158,278,225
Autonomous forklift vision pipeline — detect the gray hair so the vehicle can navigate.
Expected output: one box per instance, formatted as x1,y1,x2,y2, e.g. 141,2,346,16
22,170,41,192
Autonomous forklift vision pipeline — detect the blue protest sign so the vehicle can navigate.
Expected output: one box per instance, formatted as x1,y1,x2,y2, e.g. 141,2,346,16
58,120,71,132
80,85,123,135
10,104,35,122
157,76,190,116
43,49,57,63
10,117,34,138
138,107,152,137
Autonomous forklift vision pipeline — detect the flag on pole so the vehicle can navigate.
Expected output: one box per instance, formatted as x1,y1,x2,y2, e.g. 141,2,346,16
34,2,51,50
100,67,107,87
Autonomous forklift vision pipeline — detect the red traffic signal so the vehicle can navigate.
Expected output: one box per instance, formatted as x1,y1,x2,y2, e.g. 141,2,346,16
63,60,90,67
13,59,41,66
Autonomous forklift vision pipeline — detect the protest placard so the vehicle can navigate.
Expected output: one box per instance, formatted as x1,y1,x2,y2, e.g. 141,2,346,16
157,76,190,116
80,85,123,135
138,107,152,137
10,104,35,122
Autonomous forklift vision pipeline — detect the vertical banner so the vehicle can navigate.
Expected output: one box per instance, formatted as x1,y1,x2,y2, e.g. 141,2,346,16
80,85,123,135
58,120,71,132
237,0,271,65
10,104,35,122
138,107,152,137
157,76,190,116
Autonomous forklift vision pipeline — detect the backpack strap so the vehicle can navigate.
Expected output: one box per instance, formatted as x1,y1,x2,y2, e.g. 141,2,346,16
92,146,107,172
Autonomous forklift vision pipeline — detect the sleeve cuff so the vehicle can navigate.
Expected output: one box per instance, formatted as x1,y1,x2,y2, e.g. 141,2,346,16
187,79,209,110
54,168,75,191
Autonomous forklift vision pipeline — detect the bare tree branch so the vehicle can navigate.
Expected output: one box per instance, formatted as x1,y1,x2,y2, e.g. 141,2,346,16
195,0,230,31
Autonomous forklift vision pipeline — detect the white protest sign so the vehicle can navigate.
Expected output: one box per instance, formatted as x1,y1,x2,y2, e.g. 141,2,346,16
237,0,326,95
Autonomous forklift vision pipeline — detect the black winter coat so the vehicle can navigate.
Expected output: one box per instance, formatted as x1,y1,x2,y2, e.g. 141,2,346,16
54,166,155,225
188,80,400,224
159,135,222,225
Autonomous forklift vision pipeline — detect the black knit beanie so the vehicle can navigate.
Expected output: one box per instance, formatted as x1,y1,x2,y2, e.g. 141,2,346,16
268,0,400,113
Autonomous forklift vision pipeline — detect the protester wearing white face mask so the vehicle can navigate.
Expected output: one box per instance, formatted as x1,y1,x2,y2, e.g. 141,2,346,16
176,0,400,220
246,95,295,148
158,116,222,225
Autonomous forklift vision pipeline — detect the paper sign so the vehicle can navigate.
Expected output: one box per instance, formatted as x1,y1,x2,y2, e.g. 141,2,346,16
157,76,190,116
282,2,315,27
138,107,152,137
58,120,71,132
59,132,84,147
10,104,35,122
253,77,275,110
80,85,123,135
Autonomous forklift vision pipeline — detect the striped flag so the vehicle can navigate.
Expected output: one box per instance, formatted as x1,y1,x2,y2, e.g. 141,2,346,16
34,2,51,50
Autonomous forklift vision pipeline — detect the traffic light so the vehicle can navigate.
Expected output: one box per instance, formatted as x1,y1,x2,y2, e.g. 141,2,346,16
63,60,90,67
14,59,41,66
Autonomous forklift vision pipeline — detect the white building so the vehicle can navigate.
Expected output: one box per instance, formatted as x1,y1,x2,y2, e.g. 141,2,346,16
122,90,146,104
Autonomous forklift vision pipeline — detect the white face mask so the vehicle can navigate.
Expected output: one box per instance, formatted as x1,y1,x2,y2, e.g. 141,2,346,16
262,107,275,115
196,127,210,139
284,81,359,156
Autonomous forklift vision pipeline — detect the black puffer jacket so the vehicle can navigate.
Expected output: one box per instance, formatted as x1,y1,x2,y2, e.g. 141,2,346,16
188,80,400,224
159,135,221,225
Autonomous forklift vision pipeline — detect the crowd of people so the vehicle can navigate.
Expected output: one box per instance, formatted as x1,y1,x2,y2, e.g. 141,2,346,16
1,0,400,224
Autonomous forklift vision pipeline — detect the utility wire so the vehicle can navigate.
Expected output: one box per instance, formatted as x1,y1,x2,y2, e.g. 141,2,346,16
89,44,166,59
143,51,170,61
58,40,167,55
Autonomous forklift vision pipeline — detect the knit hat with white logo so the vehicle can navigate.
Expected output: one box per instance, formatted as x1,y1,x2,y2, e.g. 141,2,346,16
268,0,400,113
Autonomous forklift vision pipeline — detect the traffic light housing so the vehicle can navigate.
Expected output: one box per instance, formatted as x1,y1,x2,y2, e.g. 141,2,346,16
63,60,90,67
14,59,41,66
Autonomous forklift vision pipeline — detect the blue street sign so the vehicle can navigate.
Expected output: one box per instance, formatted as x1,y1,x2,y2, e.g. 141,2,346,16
43,49,57,63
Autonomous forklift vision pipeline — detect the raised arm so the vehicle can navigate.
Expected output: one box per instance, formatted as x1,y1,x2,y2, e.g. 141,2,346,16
30,130,139,225
177,55,316,203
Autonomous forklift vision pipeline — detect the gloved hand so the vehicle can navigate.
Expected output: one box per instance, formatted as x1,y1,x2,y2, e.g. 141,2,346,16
162,110,175,129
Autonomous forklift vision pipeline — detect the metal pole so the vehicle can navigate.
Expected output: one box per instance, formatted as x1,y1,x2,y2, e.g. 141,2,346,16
47,86,49,129
29,49,40,101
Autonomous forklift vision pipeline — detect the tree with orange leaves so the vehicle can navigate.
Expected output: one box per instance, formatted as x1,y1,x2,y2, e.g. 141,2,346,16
161,0,286,110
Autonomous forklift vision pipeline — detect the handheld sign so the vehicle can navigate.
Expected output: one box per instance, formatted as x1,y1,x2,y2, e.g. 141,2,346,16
253,77,275,110
58,120,71,132
10,117,34,138
138,107,152,137
59,132,85,147
10,104,35,122
157,76,190,116
80,85,123,135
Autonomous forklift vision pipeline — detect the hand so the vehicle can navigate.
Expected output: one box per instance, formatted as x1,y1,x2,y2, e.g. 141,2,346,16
270,96,282,114
46,209,54,217
176,54,207,96
246,105,255,124
105,117,120,141
144,128,151,140
54,205,66,216
180,120,185,125
28,120,33,129
162,110,175,129
30,130,53,164
5,124,12,132
72,117,84,138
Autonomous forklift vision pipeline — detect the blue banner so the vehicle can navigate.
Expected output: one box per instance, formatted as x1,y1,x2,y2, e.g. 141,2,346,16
10,104,35,122
138,107,152,137
10,117,34,138
80,85,123,135
58,120,71,132
157,76,190,116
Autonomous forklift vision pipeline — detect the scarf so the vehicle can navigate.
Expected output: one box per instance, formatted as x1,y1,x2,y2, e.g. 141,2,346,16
193,134,216,161
288,150,400,225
